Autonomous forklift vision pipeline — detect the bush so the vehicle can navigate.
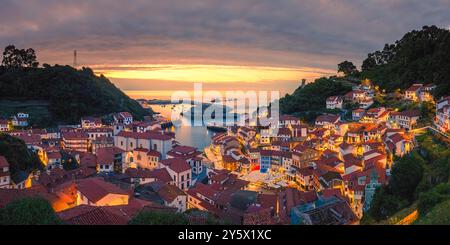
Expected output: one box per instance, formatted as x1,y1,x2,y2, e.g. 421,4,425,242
0,197,61,225
368,188,408,221
129,211,189,225
388,153,425,201
417,184,450,215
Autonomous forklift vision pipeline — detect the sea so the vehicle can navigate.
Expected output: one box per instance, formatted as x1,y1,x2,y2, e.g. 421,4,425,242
150,104,217,151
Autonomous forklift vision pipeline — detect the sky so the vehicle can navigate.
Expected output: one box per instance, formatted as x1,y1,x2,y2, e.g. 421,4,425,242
1,0,450,99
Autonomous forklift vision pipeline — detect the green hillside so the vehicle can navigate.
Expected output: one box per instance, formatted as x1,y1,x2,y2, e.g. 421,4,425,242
0,133,43,183
360,25,450,96
0,65,151,127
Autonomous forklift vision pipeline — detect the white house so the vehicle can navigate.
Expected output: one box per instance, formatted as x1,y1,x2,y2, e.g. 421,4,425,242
157,184,187,212
76,178,130,206
113,112,133,125
160,157,192,191
0,119,9,132
326,96,343,110
315,114,340,129
405,84,423,101
96,147,126,173
114,131,173,159
0,156,11,189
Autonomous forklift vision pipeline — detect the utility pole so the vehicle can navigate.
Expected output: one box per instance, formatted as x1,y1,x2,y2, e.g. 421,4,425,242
73,50,77,68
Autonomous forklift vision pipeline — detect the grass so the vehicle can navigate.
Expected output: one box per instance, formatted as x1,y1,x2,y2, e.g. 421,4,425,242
415,199,450,225
368,202,418,225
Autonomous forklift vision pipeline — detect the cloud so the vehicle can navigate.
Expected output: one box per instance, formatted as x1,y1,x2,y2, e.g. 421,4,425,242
0,0,449,95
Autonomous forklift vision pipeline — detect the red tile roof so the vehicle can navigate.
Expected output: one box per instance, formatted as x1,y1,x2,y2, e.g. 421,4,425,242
187,183,219,201
116,131,172,141
57,205,129,225
76,178,130,203
0,156,9,168
157,184,186,203
62,132,89,140
96,147,125,164
316,114,340,124
160,157,191,173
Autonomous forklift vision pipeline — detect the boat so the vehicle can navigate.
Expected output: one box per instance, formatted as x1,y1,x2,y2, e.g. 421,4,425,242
206,122,227,133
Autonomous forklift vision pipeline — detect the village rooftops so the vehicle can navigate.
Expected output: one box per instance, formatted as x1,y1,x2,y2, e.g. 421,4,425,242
279,114,300,122
187,182,219,201
14,133,41,145
157,184,185,203
62,131,89,139
160,157,191,173
397,110,421,118
57,205,129,225
0,156,9,168
167,145,201,159
133,147,161,157
406,83,423,92
76,177,130,203
316,114,340,124
96,147,125,164
116,131,172,141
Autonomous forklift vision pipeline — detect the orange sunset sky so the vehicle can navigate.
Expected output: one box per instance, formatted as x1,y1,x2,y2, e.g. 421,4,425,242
1,0,449,99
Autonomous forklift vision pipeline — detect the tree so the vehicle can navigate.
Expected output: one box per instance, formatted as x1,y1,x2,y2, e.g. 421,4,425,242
368,188,407,221
388,153,425,201
337,60,358,75
128,211,189,225
1,45,39,68
361,55,376,71
0,197,61,225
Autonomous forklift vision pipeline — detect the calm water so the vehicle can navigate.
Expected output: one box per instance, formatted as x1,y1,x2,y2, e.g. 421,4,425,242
150,104,217,150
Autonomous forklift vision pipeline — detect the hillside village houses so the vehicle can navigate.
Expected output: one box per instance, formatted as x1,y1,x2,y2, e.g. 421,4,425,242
1,76,450,225
326,96,343,110
435,96,450,132
0,119,9,132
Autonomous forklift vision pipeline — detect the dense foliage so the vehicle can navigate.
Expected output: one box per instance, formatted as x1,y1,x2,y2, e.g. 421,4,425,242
360,25,450,96
416,199,450,225
0,133,43,182
0,65,151,126
279,77,352,121
365,133,450,223
129,209,229,225
0,197,61,225
337,60,358,76
129,211,190,225
367,154,424,221
1,45,38,68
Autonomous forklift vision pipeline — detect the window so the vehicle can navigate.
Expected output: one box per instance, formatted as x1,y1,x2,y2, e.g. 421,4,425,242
130,142,133,147
137,154,141,160
120,141,123,146
181,183,184,189
181,175,184,181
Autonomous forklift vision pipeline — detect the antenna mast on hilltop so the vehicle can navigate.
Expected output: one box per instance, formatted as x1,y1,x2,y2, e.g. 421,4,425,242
73,50,78,68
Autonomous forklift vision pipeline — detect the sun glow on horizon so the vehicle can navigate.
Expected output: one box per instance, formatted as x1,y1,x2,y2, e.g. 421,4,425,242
93,64,335,83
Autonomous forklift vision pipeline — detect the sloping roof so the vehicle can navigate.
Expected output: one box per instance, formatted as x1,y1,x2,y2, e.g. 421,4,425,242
116,131,172,141
57,205,129,225
0,156,9,168
160,157,191,173
96,147,125,164
76,178,130,203
316,114,340,123
157,184,186,203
